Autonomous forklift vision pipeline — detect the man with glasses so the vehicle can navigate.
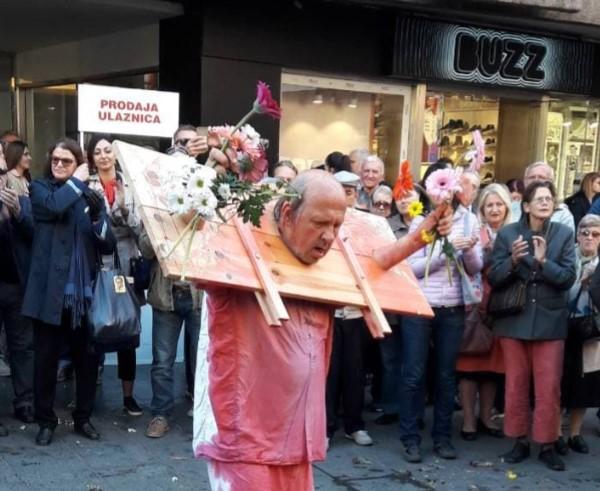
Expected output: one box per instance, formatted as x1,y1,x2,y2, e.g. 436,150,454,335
512,161,575,230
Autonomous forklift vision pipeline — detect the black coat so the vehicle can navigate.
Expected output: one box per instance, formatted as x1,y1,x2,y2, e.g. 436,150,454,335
565,190,599,229
0,196,34,286
488,216,576,340
22,177,115,326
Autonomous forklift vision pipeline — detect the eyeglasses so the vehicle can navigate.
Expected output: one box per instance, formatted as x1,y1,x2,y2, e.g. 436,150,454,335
51,156,75,167
174,138,190,147
373,201,392,209
531,196,554,204
579,229,600,238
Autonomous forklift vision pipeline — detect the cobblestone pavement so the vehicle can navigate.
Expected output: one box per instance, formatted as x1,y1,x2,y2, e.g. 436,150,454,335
1,365,600,490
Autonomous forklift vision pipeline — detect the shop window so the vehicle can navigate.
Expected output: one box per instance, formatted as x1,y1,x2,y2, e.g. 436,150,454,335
279,73,411,182
422,93,499,183
545,101,600,200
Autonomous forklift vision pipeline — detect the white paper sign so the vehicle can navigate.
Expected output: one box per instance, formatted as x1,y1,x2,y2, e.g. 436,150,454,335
78,84,179,138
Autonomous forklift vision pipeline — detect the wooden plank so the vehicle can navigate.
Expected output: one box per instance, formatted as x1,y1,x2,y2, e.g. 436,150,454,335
336,226,391,338
233,214,289,322
114,140,434,319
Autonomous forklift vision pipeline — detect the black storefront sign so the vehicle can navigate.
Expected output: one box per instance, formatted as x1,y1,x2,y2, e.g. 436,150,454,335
392,16,595,95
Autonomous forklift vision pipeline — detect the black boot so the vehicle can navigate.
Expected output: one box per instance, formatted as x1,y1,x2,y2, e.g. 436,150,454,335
501,439,530,463
539,445,565,471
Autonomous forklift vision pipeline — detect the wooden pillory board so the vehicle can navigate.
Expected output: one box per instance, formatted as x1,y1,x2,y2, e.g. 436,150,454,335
114,141,433,337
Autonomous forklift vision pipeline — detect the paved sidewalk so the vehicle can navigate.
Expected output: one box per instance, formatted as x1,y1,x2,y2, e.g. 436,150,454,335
1,366,600,490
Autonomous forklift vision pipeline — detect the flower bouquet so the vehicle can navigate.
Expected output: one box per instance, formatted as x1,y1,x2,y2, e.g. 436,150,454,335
422,168,465,285
161,81,296,279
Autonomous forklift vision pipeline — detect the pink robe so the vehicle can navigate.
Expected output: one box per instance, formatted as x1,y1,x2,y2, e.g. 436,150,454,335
195,287,334,490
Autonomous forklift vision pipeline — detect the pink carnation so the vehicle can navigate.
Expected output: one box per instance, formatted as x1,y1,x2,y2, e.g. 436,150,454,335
425,168,462,202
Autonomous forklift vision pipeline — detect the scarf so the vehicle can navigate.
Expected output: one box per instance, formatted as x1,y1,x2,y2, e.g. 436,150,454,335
102,178,117,207
63,221,93,329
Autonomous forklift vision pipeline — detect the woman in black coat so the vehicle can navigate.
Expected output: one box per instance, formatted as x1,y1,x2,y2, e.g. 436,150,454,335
22,138,115,446
488,181,576,471
564,172,600,229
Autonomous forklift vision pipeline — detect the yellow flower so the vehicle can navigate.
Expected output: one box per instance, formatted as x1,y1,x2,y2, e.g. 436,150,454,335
420,229,435,244
407,200,424,218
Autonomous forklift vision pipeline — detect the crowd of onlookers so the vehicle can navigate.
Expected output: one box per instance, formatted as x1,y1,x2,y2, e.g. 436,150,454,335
2,126,600,473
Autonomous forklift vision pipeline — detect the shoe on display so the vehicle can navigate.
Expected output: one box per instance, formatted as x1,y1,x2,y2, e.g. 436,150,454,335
345,430,373,446
440,136,450,146
74,421,100,440
0,421,7,437
433,440,457,459
14,406,35,424
123,397,143,417
538,447,565,471
485,138,496,145
403,444,422,463
145,416,170,438
568,435,589,454
0,357,11,377
35,426,54,446
501,440,530,463
481,124,496,133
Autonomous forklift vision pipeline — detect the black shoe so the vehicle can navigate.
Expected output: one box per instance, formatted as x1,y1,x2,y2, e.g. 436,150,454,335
14,406,35,424
568,435,589,454
539,447,565,471
35,426,54,446
403,444,422,463
433,440,457,459
477,419,504,438
74,421,100,440
0,421,7,437
501,440,530,463
374,413,398,425
461,429,477,441
123,397,143,417
554,436,569,456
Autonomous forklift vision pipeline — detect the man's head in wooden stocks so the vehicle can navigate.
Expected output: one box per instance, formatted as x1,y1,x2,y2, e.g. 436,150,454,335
275,170,346,265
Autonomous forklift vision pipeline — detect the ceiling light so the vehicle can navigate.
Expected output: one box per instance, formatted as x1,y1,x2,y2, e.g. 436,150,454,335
312,91,323,104
590,121,599,129
563,121,572,127
348,96,358,109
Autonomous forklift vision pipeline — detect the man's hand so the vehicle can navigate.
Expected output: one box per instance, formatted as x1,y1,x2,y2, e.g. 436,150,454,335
0,187,20,217
206,147,239,174
511,234,529,265
73,163,90,182
186,136,209,157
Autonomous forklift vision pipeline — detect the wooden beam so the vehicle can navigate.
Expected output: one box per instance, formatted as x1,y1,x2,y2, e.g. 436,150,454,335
233,215,290,324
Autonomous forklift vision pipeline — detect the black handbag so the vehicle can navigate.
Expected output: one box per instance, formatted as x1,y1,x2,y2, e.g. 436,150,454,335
130,255,152,291
88,252,141,353
487,279,527,317
568,287,600,343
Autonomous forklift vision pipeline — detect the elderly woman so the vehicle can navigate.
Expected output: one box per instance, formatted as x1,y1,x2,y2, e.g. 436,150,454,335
556,214,600,455
456,183,511,440
23,138,115,446
489,181,576,471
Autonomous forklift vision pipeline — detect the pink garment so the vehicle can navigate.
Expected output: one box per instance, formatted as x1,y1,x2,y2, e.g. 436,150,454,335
207,459,313,491
196,287,334,467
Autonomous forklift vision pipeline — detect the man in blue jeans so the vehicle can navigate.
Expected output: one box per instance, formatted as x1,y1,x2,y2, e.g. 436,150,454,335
139,226,203,438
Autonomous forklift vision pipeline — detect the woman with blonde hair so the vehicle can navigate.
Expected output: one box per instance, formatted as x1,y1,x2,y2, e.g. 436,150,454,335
565,172,600,228
456,183,512,441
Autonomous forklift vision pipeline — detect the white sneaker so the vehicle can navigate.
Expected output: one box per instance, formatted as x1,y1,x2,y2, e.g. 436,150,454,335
345,430,373,446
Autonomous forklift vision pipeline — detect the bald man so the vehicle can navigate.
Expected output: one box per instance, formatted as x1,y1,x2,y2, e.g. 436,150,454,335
194,171,451,490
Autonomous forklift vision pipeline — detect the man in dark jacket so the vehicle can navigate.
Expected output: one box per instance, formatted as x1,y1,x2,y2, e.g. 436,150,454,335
0,179,34,436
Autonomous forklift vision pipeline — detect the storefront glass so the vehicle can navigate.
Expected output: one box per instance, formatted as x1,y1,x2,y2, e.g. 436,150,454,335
279,73,411,182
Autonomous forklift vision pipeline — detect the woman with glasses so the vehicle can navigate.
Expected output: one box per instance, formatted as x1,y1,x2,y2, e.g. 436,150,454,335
86,134,143,417
5,140,32,196
556,214,600,456
22,138,115,446
489,181,576,471
400,183,483,463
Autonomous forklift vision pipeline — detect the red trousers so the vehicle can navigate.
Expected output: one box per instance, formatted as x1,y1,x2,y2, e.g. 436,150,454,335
207,460,314,491
499,337,564,444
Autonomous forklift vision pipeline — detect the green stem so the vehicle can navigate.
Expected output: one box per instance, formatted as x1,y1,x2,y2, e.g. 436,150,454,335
180,214,201,281
164,211,200,259
424,233,437,287
220,108,258,152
